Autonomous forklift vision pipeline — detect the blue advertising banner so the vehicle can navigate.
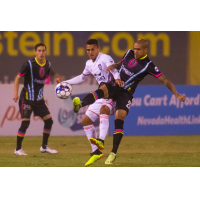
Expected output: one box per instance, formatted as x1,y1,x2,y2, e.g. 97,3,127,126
109,85,200,136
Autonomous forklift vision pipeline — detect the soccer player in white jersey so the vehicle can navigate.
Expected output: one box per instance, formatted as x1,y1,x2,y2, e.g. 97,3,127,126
56,39,124,166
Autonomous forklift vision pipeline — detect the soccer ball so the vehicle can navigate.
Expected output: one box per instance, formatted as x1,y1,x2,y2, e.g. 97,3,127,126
55,82,72,99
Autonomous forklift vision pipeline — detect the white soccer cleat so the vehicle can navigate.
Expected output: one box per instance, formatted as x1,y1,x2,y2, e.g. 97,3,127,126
40,146,58,154
14,149,27,155
105,152,116,164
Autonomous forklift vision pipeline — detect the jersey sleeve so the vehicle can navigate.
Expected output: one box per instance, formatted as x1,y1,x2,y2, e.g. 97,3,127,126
18,61,30,77
82,62,92,76
147,63,163,78
103,55,120,80
121,49,132,62
103,55,115,67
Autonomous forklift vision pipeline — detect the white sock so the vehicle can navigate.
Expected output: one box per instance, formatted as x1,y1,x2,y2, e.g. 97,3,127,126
99,114,109,141
83,124,98,152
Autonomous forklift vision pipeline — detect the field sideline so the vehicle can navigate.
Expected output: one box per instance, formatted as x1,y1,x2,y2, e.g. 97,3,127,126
0,135,200,167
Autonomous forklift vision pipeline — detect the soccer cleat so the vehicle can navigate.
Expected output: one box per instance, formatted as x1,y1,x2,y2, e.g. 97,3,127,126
72,97,82,113
40,146,58,154
89,138,104,150
14,149,27,155
105,152,116,164
85,153,104,166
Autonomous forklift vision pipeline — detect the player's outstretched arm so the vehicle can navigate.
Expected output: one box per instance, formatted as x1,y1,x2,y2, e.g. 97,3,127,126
158,74,186,102
59,74,90,85
13,75,21,102
106,61,122,74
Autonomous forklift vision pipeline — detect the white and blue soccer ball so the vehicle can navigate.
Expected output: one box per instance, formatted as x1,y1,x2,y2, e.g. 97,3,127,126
55,82,72,99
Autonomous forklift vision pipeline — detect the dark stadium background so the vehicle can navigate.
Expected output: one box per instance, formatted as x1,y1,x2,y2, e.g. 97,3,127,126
0,31,189,85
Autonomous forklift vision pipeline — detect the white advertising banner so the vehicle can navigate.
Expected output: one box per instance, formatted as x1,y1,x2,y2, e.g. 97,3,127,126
0,84,98,136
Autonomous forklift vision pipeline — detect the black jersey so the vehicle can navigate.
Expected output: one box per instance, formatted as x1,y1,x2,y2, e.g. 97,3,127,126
119,49,163,95
18,58,51,101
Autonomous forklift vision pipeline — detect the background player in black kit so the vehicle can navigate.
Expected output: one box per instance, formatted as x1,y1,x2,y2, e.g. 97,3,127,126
13,43,57,155
72,39,186,164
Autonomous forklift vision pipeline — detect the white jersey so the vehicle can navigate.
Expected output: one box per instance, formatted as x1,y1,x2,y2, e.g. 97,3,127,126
63,52,118,121
82,53,120,85
63,52,120,86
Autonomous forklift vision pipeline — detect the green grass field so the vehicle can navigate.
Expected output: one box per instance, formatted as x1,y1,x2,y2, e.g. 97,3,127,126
0,135,200,167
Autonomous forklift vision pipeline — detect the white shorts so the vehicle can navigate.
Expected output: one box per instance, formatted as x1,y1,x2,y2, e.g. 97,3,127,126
85,99,116,122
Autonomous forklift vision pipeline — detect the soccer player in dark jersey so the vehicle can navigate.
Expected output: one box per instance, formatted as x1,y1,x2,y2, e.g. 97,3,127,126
13,43,57,155
72,39,186,164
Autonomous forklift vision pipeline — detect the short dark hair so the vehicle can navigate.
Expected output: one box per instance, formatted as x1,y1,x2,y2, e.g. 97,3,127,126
35,43,46,51
86,39,99,47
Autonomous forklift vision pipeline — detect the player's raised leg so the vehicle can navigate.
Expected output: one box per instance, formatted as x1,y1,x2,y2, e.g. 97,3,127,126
40,114,57,154
73,84,109,113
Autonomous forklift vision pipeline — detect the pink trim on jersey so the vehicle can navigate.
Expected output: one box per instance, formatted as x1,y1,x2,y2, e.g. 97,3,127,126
100,114,109,120
82,73,91,76
104,102,115,106
121,58,124,62
45,76,50,85
88,109,99,116
19,72,26,76
84,124,94,131
149,72,163,78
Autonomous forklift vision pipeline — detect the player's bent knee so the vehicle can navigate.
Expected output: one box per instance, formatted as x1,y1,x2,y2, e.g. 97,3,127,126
44,118,53,128
115,110,127,121
100,105,110,115
42,114,52,121
82,115,93,126
19,120,30,132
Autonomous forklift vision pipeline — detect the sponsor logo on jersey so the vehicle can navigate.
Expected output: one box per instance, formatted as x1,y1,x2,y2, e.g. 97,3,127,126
94,72,106,81
128,59,138,68
155,66,159,72
34,79,46,84
94,72,101,77
98,64,102,70
121,65,134,76
96,75,106,82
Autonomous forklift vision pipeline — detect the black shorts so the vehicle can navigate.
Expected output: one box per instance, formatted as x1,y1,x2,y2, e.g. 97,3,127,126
103,82,133,115
19,97,50,119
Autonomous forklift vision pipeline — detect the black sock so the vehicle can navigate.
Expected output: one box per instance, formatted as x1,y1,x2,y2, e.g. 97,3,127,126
111,119,124,154
42,133,50,149
16,136,24,150
92,148,102,155
42,118,53,149
16,121,30,150
81,89,104,107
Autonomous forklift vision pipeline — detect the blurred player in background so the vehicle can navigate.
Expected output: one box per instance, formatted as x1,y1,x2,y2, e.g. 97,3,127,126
73,39,186,164
56,39,124,166
13,43,57,155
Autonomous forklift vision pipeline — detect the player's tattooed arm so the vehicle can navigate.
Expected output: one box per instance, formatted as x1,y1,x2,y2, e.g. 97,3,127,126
106,61,122,73
158,74,186,102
